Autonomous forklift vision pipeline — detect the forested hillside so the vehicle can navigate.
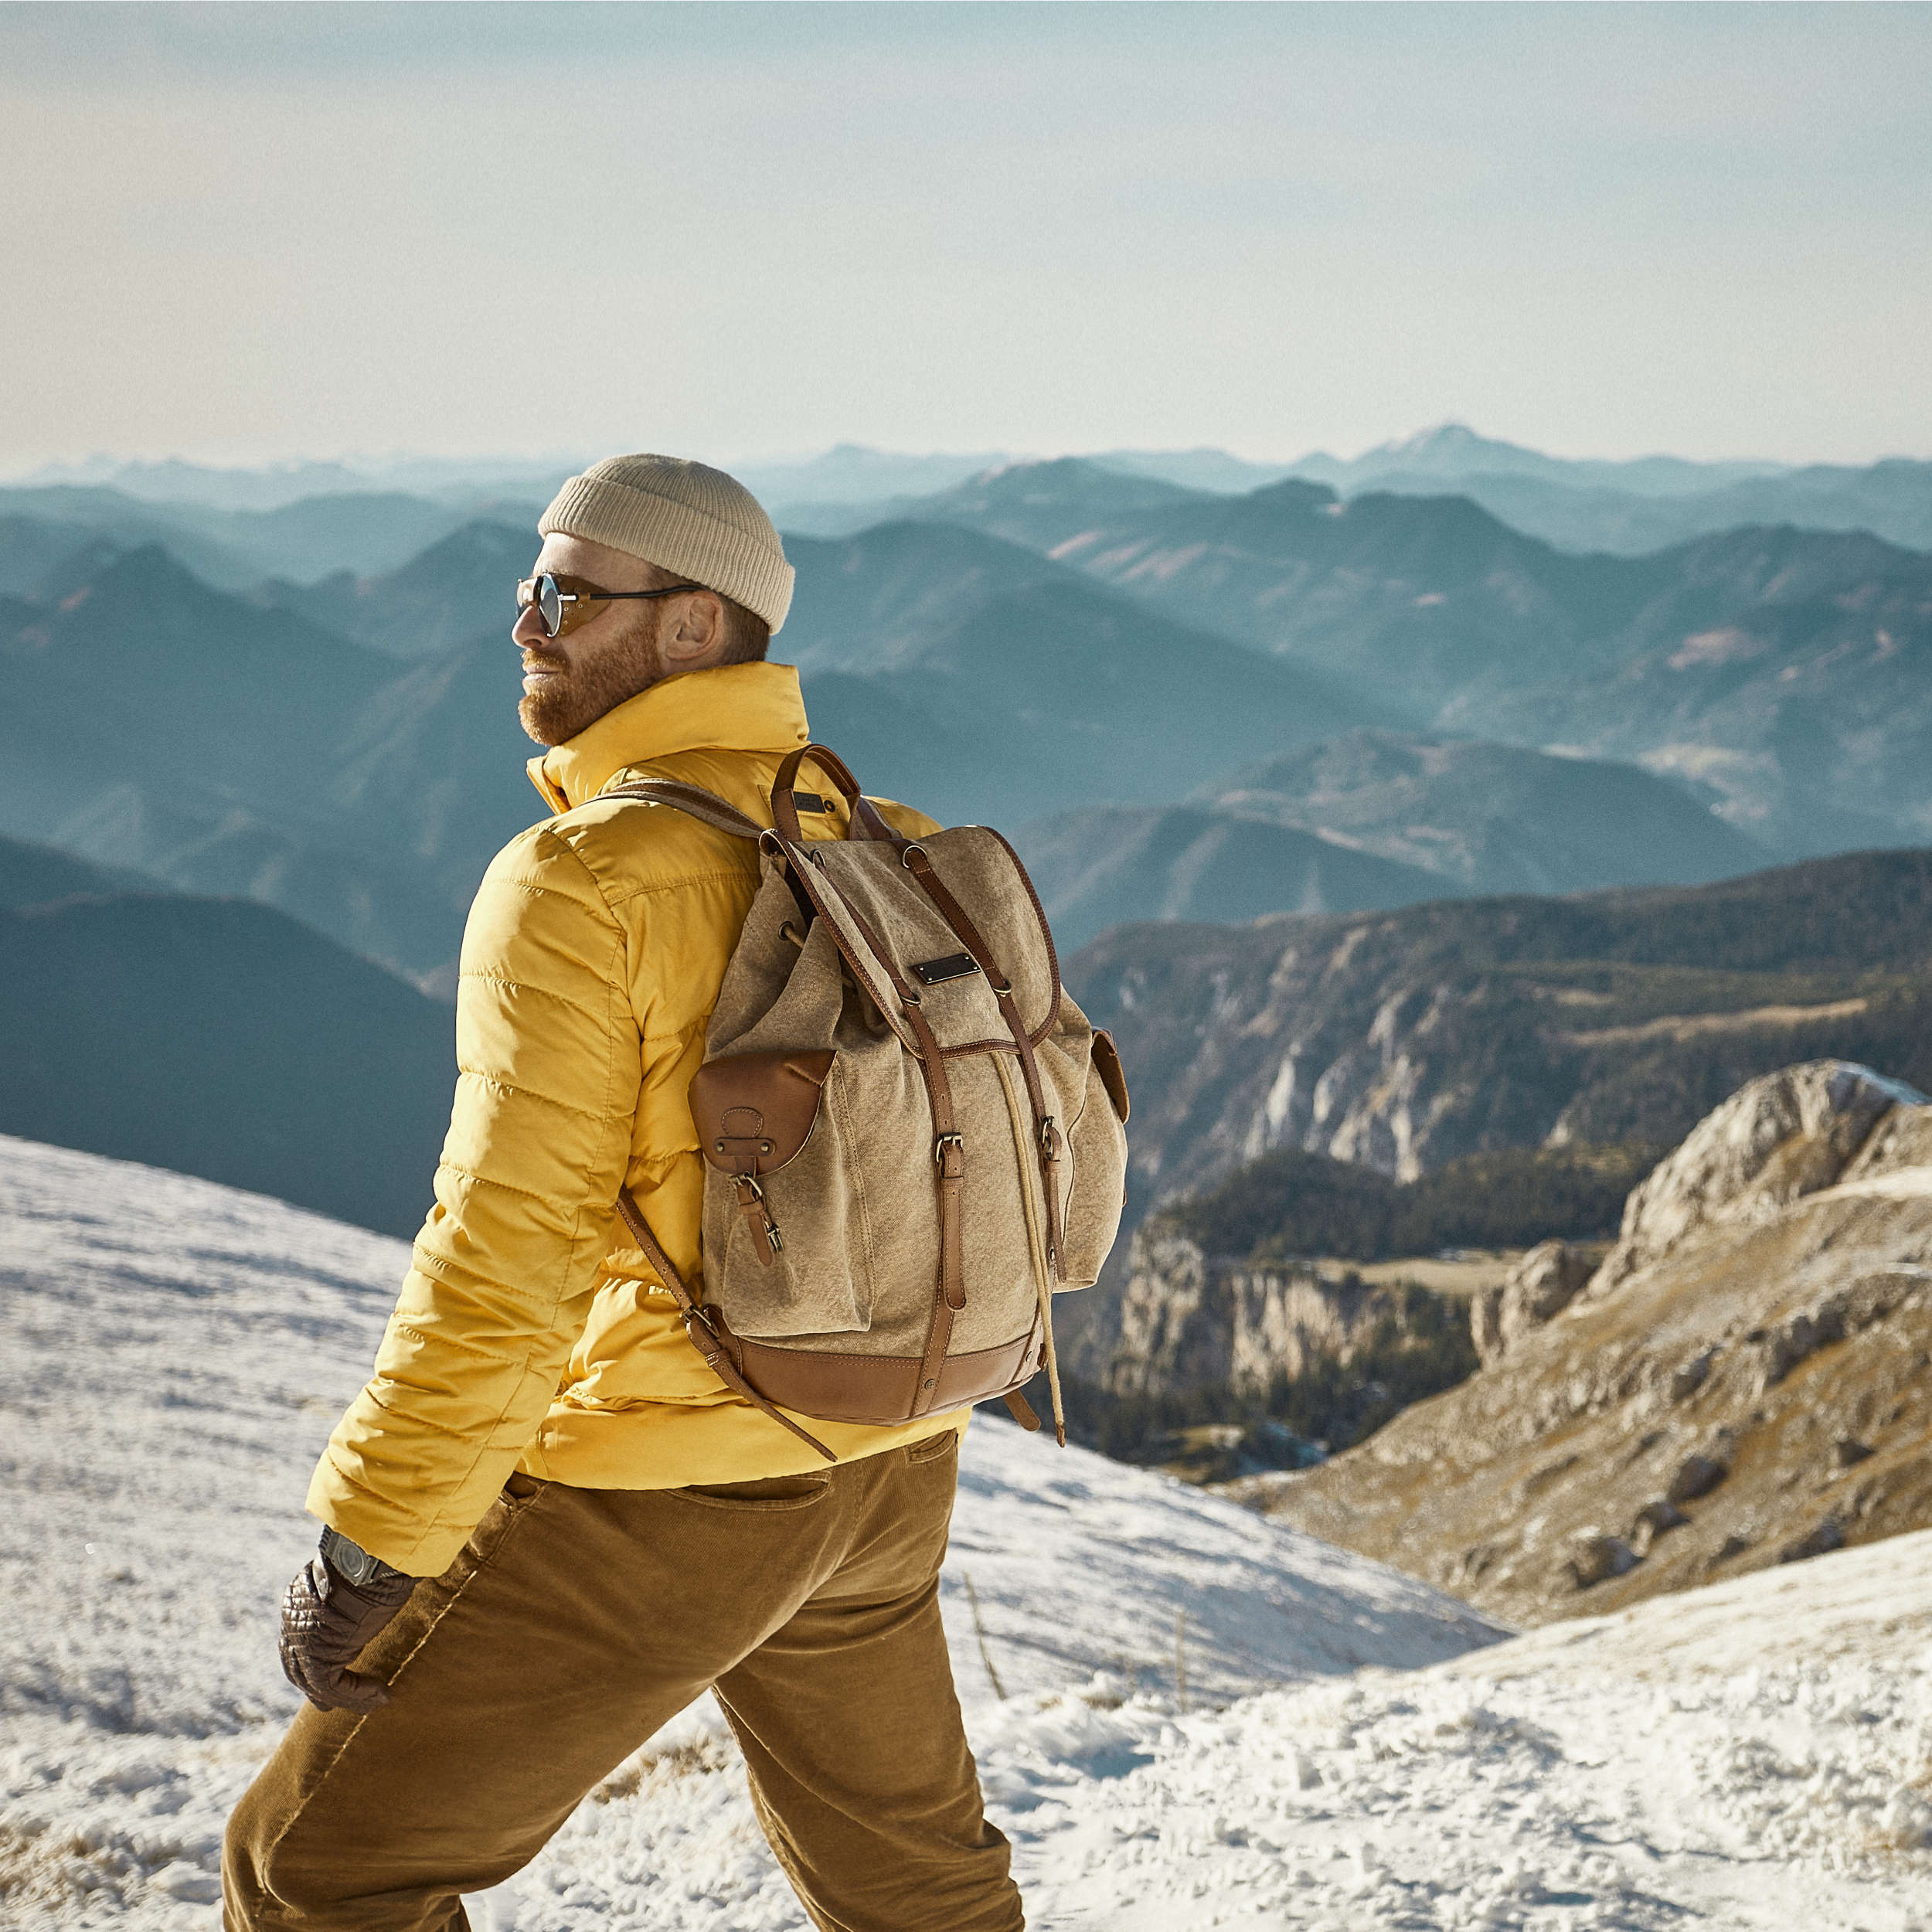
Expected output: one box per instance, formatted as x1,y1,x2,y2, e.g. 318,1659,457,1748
1074,846,1932,1202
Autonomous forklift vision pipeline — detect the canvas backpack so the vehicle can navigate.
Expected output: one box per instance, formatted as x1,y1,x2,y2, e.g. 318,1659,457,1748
607,743,1131,1458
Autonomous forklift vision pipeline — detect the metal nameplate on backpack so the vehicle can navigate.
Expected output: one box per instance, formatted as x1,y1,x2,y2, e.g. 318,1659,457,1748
789,791,832,815
911,952,981,987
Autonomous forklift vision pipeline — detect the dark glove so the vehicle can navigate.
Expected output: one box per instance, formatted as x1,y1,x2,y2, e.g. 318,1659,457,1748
279,1554,417,1713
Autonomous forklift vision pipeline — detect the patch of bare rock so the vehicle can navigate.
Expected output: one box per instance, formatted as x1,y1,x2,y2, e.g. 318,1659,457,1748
1231,1060,1932,1627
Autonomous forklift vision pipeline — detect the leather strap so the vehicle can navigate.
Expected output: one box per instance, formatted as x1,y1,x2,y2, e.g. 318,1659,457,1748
600,778,764,841
771,743,899,847
902,845,1067,1282
733,1175,782,1264
604,776,828,948
789,876,968,1415
615,1188,835,1463
898,993,967,1418
901,843,1069,1444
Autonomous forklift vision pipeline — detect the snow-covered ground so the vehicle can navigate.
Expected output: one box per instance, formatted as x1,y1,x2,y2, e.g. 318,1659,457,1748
5,1133,1932,1930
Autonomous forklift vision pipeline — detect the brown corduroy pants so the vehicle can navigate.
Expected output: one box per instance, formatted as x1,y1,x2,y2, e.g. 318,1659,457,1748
223,1430,1022,1932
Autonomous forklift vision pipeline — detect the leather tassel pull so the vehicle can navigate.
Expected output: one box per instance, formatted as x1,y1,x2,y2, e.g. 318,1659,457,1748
1003,1389,1042,1432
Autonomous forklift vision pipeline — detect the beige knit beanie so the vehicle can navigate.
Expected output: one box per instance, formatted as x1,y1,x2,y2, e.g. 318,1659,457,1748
538,454,794,634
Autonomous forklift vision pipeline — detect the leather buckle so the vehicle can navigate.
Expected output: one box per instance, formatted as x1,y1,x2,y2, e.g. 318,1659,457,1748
934,1131,964,1177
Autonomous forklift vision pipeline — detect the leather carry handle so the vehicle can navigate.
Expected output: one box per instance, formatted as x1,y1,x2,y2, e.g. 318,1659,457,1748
771,743,899,847
615,1188,836,1464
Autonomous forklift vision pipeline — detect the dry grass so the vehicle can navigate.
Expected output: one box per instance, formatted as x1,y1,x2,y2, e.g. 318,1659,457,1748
591,1731,739,1803
1561,998,1869,1049
0,1821,136,1908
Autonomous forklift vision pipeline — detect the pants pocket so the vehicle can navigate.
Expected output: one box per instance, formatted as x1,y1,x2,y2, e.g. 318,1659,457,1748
672,1474,834,1511
906,1428,961,1468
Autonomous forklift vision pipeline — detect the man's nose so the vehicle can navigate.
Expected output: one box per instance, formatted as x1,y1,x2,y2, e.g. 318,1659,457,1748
512,604,548,648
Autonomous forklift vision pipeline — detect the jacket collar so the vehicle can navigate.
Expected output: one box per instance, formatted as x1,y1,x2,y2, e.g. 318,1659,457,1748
528,662,812,813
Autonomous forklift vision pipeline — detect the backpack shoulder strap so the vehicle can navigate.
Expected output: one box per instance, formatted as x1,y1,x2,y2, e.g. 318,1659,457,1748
600,777,838,1461
600,777,765,841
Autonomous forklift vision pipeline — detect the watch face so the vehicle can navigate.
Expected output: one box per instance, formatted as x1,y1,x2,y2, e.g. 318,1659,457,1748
321,1529,372,1586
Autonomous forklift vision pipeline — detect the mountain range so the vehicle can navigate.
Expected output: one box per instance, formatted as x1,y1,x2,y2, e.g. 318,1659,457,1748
1200,732,1770,893
1046,845,1932,1389
0,835,451,1236
1010,804,1447,952
784,521,1373,823
2,520,1383,975
0,481,533,593
1277,425,1932,555
1286,423,1792,499
747,425,1932,555
0,543,506,980
1017,731,1774,949
2,429,1930,1236
6,445,1929,983
261,517,534,658
25,423,1932,556
899,463,1932,857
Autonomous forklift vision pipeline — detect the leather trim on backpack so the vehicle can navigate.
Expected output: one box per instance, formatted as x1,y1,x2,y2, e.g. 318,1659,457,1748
722,1318,1046,1428
1092,1029,1131,1123
690,1049,835,1175
983,826,1063,1042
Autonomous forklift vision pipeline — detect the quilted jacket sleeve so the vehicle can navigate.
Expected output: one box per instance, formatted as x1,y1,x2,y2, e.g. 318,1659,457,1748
307,821,640,1575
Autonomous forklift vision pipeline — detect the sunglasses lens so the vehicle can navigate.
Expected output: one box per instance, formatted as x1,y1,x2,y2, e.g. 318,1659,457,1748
519,574,567,636
517,576,554,638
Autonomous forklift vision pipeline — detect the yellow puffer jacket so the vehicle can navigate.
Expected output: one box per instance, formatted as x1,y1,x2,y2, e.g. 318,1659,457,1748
308,662,969,1577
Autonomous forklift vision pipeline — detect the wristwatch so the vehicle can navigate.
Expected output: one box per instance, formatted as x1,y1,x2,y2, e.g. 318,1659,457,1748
318,1525,410,1590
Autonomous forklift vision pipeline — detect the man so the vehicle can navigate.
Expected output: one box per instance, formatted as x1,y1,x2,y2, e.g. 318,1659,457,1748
224,455,1022,1931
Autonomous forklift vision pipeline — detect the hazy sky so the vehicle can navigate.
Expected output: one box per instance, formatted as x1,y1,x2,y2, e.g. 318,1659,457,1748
4,2,1930,471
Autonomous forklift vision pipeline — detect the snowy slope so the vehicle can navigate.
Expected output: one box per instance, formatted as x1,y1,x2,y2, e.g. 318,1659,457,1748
4,1134,1931,1929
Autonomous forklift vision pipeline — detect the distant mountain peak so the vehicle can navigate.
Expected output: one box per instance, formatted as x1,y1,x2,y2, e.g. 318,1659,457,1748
1384,421,1490,455
1248,476,1340,510
39,538,206,610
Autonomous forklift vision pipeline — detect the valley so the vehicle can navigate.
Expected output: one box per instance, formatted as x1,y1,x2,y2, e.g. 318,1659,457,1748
1235,1062,1932,1629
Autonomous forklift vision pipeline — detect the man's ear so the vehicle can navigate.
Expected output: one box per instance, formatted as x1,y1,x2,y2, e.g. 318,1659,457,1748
662,590,726,667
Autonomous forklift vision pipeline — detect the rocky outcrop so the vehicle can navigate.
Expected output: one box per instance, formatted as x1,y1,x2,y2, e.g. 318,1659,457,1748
1470,1240,1595,1367
1235,1061,1932,1628
1584,1061,1925,1299
1090,1225,1414,1400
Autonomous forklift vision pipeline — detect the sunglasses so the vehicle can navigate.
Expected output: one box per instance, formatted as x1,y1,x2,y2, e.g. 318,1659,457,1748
515,572,705,641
